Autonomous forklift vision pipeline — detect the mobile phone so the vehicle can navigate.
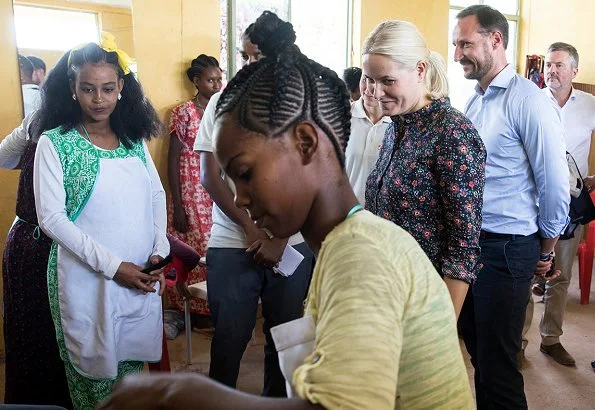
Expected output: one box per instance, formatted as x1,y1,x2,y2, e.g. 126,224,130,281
141,255,172,273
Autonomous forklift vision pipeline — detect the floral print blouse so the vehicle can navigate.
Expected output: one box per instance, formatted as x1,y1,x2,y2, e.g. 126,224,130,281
365,98,486,283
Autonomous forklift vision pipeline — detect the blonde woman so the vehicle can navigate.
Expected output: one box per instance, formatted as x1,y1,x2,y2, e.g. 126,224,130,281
363,21,486,318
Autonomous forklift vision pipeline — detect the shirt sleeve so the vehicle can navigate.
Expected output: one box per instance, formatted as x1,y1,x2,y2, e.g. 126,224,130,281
0,112,33,169
292,234,403,409
143,141,170,258
436,120,486,283
517,93,570,238
194,92,220,153
169,104,184,138
33,135,123,279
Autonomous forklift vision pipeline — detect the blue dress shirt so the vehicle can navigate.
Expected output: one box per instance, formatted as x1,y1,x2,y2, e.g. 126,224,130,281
465,65,569,238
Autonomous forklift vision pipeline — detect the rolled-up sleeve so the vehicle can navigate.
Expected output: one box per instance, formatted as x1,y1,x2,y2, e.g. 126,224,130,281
0,112,33,169
518,94,570,238
436,122,486,283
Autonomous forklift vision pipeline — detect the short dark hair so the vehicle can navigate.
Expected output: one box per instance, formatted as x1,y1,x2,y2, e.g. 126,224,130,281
547,42,579,68
31,43,163,148
242,23,256,40
216,11,351,168
18,54,34,78
27,55,46,72
457,5,509,50
186,54,221,82
342,67,362,93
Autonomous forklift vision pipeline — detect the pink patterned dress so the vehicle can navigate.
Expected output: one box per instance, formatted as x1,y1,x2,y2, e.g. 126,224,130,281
167,100,213,315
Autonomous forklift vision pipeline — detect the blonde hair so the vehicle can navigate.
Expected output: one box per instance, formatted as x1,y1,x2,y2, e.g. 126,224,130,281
362,20,448,100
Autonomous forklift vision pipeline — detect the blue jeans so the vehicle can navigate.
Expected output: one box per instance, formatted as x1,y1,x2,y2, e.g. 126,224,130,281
460,233,540,410
206,243,314,396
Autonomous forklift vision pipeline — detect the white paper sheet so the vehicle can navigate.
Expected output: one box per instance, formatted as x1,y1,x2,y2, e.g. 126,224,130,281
274,245,305,277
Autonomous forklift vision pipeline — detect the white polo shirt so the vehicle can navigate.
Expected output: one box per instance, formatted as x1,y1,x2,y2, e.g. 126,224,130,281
345,98,391,205
544,87,595,176
22,84,41,117
194,91,304,249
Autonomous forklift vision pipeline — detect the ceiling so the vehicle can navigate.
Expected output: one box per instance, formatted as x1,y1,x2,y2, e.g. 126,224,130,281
64,0,131,9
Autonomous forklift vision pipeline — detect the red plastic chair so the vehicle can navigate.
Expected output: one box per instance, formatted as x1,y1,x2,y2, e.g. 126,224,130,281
576,192,595,305
149,235,204,372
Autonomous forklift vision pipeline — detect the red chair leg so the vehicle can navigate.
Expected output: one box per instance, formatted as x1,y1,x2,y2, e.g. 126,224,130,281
578,243,586,290
582,267,592,305
584,223,595,304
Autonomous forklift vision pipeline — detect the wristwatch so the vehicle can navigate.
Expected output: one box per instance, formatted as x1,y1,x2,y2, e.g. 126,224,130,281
540,251,555,262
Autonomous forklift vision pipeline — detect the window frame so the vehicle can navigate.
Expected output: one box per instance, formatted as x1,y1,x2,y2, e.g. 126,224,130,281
449,0,520,68
12,4,100,51
222,0,353,76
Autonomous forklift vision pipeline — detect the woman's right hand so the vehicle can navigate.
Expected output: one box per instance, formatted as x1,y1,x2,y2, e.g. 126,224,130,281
113,262,160,294
173,207,188,233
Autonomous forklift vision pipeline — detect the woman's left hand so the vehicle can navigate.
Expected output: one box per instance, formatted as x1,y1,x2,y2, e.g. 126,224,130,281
97,373,204,410
147,255,166,296
97,374,169,410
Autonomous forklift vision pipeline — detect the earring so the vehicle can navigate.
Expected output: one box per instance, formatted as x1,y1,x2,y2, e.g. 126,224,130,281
117,93,122,101
72,94,77,101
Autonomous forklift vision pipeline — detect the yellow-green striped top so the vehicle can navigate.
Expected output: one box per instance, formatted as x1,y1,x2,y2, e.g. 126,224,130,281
293,210,474,409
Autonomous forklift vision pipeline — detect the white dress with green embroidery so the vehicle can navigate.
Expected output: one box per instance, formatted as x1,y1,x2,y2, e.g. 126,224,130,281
33,128,168,382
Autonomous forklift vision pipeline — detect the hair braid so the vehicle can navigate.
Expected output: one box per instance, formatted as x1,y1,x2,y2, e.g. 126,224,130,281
215,11,352,168
186,54,221,82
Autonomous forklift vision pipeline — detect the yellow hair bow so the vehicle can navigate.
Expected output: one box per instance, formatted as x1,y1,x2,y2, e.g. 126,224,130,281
100,31,132,75
68,32,131,75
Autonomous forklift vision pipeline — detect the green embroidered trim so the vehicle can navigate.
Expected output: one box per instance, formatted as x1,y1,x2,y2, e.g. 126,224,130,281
44,127,148,408
64,357,143,410
49,244,143,410
44,127,146,221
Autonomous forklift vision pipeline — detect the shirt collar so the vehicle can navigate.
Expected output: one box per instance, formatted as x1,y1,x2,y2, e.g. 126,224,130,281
352,98,392,124
545,86,578,106
474,64,515,95
351,99,367,118
22,84,40,90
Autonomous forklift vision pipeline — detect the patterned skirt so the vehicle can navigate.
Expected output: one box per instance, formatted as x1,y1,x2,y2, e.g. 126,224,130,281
2,220,72,408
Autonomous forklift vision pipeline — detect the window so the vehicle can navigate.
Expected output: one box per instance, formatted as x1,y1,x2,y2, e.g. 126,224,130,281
447,0,520,111
220,0,351,78
13,5,99,51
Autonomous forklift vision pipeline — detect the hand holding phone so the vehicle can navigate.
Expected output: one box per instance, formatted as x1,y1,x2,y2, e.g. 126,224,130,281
543,256,561,280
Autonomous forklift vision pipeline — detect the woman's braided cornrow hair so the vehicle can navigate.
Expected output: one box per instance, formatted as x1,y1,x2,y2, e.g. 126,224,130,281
186,54,220,82
216,11,352,167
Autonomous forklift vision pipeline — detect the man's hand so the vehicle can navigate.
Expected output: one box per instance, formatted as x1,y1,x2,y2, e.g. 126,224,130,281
534,258,561,280
584,176,595,192
244,222,269,246
246,237,287,268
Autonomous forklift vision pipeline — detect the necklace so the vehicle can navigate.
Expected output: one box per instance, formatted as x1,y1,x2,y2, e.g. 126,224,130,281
80,123,119,150
193,94,205,111
346,204,363,220
80,123,94,145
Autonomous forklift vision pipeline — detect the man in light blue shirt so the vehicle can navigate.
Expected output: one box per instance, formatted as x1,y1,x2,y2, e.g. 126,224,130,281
453,5,569,410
